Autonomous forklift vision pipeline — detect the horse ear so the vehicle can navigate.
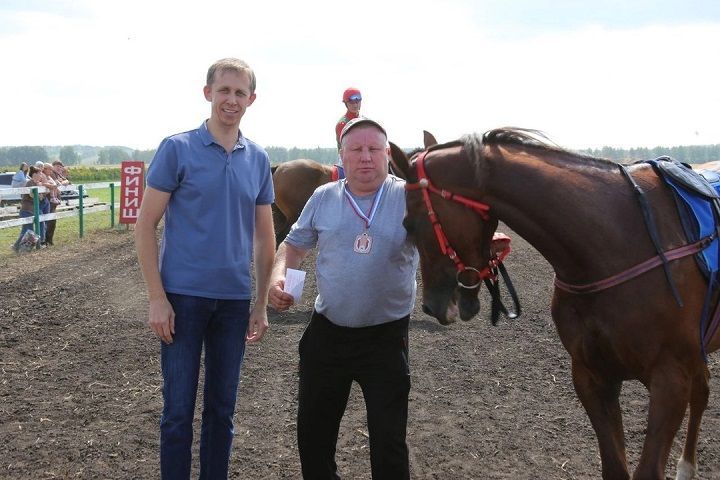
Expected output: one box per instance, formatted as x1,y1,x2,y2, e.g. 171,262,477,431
389,142,410,180
423,130,438,148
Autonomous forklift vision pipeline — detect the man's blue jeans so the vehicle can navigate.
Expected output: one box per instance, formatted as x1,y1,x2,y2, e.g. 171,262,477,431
160,293,250,480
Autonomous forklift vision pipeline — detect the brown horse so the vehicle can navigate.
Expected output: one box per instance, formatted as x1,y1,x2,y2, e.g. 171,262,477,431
271,159,335,245
270,131,438,246
390,128,719,480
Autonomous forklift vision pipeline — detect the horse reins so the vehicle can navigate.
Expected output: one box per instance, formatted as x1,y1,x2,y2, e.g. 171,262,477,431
406,151,497,284
405,150,520,323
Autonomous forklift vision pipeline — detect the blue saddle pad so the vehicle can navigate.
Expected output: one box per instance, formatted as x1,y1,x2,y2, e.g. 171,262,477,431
646,158,720,276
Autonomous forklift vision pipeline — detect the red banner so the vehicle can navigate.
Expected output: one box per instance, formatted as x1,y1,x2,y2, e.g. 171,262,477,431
119,161,145,224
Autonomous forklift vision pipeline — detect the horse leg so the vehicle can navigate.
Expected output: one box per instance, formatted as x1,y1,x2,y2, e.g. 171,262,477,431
675,367,710,480
571,361,630,480
633,367,692,480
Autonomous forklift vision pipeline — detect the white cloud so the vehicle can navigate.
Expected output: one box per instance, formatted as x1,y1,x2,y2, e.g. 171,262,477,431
0,0,718,151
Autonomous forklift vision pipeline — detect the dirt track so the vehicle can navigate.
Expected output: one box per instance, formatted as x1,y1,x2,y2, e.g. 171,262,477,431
1,227,719,479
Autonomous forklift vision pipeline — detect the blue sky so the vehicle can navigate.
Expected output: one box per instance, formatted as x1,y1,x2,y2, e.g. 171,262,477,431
1,0,719,151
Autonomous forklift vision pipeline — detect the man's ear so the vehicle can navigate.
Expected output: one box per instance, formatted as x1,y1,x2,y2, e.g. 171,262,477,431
203,85,212,102
247,93,257,107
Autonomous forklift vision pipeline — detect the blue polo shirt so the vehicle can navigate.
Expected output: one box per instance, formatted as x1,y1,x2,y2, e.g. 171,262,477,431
147,121,274,300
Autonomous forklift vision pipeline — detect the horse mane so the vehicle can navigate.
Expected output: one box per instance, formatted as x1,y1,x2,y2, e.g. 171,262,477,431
482,127,557,148
462,127,617,171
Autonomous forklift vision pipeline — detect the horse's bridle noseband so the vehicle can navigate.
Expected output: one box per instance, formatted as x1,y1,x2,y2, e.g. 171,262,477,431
405,150,507,289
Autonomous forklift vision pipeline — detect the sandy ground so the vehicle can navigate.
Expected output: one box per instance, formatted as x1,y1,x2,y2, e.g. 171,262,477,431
1,227,719,479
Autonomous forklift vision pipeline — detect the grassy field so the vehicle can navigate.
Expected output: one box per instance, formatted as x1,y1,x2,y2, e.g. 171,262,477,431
0,182,126,259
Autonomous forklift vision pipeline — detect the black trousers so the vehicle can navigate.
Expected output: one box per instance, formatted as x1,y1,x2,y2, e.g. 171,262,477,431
45,202,58,244
45,202,57,245
297,311,411,480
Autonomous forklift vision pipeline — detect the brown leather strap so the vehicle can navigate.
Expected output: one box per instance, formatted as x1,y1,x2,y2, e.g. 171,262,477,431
554,236,712,295
619,163,684,305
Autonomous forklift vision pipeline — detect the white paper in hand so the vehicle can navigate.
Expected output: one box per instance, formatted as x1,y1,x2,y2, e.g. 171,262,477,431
284,268,306,302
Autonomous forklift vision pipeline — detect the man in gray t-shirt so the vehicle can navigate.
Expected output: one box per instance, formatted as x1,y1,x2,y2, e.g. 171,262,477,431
269,118,418,479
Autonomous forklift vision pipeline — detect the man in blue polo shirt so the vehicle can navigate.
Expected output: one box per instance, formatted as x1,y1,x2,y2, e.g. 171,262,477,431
135,57,275,479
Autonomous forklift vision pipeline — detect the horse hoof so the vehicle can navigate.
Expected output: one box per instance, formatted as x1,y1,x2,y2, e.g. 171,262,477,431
676,458,696,480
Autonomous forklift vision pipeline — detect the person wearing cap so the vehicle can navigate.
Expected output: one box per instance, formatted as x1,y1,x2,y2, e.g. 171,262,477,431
134,57,275,479
335,87,362,149
269,117,418,479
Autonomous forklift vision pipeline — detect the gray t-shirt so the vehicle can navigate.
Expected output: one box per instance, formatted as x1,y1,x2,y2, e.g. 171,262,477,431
285,175,419,327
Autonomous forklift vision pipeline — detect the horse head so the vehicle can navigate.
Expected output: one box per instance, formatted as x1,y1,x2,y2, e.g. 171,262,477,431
390,139,498,325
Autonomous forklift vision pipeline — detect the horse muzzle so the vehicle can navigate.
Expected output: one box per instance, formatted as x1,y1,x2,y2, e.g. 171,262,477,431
421,289,463,325
457,291,480,321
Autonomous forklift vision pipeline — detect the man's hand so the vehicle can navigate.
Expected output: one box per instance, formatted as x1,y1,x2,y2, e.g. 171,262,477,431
148,296,175,344
268,279,295,312
246,304,269,343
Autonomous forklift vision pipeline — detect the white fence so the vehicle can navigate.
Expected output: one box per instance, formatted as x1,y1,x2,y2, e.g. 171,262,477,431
0,183,118,240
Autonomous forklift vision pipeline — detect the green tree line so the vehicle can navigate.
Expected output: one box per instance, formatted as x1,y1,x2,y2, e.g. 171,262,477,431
95,147,156,164
0,146,49,168
0,146,155,169
68,166,121,182
3,143,720,170
580,145,720,164
265,146,340,164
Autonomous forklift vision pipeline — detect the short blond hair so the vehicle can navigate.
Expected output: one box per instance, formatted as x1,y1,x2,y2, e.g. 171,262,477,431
206,58,256,93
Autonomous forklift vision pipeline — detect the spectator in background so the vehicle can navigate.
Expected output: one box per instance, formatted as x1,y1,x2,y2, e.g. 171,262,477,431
28,162,53,245
42,163,63,246
11,163,29,188
335,87,362,149
12,166,47,252
52,160,70,183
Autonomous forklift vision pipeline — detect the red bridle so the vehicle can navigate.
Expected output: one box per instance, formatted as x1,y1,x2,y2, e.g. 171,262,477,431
405,150,509,288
